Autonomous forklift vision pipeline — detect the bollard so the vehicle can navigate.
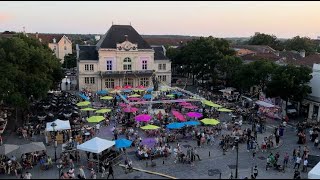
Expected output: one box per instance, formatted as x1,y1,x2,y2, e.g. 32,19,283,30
163,160,164,164
146,161,148,167
209,151,211,157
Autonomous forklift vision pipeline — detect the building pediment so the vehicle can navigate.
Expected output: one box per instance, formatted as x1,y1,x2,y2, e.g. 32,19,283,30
116,39,138,51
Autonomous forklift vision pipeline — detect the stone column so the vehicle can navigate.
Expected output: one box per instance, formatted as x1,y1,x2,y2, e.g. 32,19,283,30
308,103,314,120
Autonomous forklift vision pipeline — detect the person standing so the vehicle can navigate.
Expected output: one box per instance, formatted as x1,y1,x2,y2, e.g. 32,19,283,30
24,171,32,179
302,159,308,172
78,166,86,179
107,163,114,179
314,137,319,147
294,170,301,179
253,166,258,178
294,156,302,170
283,153,289,168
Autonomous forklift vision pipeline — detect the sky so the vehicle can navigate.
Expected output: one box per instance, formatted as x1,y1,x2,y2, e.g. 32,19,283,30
1,1,320,39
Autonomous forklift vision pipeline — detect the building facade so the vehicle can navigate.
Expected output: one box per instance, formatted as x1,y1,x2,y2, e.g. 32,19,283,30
303,64,320,121
77,25,171,92
32,33,72,63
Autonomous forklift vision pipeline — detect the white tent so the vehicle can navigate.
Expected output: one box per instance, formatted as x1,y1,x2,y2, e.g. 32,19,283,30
308,161,320,179
77,137,115,154
46,119,71,132
255,100,275,108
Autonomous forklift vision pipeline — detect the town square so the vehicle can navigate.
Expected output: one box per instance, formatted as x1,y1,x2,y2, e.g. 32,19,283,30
0,1,320,179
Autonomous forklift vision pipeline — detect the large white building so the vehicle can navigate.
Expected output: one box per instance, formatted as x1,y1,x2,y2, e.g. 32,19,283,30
304,64,320,121
76,25,171,92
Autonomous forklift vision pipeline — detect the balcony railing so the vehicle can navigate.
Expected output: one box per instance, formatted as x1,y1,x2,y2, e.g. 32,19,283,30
101,70,154,77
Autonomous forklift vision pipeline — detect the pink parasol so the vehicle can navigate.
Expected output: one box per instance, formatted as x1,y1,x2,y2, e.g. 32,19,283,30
135,114,152,122
186,112,203,118
128,97,141,101
172,110,186,122
123,107,138,113
180,102,191,106
184,105,199,109
119,102,127,107
136,85,145,89
124,85,132,89
114,86,122,90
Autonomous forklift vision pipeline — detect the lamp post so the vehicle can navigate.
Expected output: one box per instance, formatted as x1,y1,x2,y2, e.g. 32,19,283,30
51,122,57,162
235,136,239,179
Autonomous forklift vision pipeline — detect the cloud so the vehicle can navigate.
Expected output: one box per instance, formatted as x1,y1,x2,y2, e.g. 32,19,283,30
0,13,13,21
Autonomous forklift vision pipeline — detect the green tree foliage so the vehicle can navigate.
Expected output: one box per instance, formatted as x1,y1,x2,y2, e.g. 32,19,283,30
285,36,317,55
216,55,243,86
62,53,77,69
0,34,63,108
248,33,284,50
233,60,277,92
171,36,236,84
266,65,312,103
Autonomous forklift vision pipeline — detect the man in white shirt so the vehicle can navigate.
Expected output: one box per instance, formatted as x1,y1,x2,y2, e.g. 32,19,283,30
303,159,308,172
24,172,32,179
294,156,302,170
79,166,86,179
96,123,100,134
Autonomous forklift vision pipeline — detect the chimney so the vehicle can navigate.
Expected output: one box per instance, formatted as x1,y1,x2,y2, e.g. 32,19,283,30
300,50,306,58
162,45,167,56
36,32,39,39
53,38,56,43
124,35,128,41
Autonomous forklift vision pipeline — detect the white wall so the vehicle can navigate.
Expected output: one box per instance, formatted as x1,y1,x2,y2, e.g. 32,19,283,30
310,64,320,98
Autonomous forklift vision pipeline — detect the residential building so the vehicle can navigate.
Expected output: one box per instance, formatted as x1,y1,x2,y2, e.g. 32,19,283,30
303,64,320,121
77,25,172,92
152,45,172,86
30,33,73,63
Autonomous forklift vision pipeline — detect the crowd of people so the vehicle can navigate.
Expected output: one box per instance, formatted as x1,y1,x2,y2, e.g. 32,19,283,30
0,85,313,179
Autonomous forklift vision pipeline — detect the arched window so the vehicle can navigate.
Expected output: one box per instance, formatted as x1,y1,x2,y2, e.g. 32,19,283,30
123,57,132,70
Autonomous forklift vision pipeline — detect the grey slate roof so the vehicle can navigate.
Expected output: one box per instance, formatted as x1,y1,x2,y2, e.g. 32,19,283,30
152,46,169,60
96,25,152,49
78,45,98,60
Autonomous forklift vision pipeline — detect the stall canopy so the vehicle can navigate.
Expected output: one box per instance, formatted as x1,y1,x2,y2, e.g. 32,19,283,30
46,119,71,131
308,161,320,179
18,142,46,155
255,100,275,108
0,144,19,155
77,137,115,154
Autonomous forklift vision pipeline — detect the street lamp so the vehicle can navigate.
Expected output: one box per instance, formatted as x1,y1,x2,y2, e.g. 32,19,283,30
235,136,239,179
51,122,57,162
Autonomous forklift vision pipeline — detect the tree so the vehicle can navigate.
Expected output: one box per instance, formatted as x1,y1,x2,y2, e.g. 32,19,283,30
62,53,77,69
266,65,312,112
233,60,277,93
285,36,317,55
0,34,63,123
216,55,243,87
172,36,236,85
248,33,284,50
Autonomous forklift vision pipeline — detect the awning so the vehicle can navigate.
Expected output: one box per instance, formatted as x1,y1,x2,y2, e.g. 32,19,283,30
255,100,275,108
77,137,115,154
46,119,71,131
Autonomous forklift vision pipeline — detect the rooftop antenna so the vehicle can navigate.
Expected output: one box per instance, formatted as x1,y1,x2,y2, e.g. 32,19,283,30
23,26,26,33
112,21,114,25
130,22,131,25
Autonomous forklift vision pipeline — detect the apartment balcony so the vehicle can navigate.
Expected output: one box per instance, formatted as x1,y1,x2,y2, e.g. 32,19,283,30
101,70,154,78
